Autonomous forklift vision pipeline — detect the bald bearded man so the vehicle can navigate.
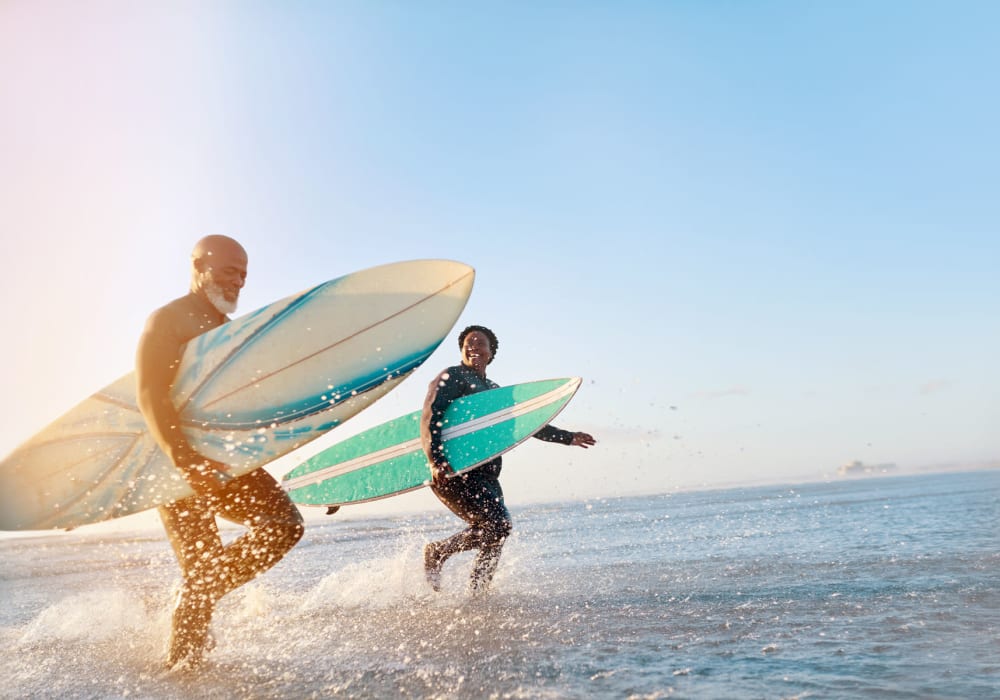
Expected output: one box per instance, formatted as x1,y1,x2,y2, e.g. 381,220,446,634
136,236,304,670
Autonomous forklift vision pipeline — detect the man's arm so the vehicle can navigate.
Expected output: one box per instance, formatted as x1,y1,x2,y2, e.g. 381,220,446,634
420,369,463,485
535,425,596,448
135,309,230,494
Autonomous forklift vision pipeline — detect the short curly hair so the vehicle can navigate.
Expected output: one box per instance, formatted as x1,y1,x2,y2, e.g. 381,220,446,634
458,325,499,364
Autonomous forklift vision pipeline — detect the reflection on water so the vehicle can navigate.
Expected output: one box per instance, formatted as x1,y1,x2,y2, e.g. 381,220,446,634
1,470,997,698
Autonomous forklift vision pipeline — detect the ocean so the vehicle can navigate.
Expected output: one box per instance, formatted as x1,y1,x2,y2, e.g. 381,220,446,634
1,470,997,699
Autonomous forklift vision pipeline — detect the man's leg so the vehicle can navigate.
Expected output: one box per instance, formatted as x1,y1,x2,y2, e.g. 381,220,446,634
206,468,305,599
159,468,303,668
427,472,512,592
468,513,512,595
159,496,224,668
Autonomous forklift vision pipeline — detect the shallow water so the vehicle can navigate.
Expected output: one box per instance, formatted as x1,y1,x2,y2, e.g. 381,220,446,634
1,470,997,698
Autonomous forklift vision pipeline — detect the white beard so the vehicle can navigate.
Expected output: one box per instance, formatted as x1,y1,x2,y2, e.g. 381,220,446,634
204,283,238,315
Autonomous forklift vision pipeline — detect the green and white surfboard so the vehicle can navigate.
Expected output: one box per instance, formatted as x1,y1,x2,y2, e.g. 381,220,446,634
282,377,582,507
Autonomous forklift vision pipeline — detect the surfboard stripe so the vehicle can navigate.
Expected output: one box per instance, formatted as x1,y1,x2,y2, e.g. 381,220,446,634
201,268,475,411
183,347,431,430
182,287,317,414
283,437,423,492
442,377,579,440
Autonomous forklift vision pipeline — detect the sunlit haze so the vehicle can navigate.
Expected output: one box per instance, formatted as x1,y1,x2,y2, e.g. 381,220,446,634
1,2,997,528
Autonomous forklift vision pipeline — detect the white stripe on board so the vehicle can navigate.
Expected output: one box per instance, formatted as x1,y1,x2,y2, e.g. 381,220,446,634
283,379,579,492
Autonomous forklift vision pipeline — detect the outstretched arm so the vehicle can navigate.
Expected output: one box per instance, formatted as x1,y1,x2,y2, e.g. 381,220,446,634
535,425,596,448
135,310,231,495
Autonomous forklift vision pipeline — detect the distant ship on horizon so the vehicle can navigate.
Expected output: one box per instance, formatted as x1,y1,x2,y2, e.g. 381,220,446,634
838,460,898,477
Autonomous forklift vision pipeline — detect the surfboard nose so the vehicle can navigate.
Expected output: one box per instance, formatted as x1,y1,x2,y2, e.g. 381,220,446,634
382,259,475,300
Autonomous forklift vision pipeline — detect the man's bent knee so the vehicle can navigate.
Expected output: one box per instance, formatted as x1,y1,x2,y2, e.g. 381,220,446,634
481,516,512,546
265,508,304,554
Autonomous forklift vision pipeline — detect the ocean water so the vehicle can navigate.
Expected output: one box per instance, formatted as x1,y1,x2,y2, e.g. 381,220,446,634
1,470,997,699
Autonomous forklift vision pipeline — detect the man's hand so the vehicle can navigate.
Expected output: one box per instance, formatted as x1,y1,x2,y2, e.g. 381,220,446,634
175,451,233,496
570,432,596,449
430,460,454,488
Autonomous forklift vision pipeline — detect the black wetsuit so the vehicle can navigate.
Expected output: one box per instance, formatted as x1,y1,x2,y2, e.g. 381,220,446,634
421,363,573,591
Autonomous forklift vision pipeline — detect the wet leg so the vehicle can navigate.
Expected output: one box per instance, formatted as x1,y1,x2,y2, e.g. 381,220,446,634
424,526,483,591
205,468,304,599
159,497,224,669
159,469,303,668
429,472,511,593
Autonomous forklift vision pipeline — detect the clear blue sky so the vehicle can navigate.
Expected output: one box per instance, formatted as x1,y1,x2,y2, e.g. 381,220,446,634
1,1,997,519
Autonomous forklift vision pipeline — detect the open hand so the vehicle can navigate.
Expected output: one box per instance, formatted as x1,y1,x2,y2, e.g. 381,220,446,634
571,432,596,449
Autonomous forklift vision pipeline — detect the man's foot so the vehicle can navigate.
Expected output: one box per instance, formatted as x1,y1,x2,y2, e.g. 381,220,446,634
166,622,209,671
469,570,495,597
166,589,213,670
165,649,205,672
423,542,444,592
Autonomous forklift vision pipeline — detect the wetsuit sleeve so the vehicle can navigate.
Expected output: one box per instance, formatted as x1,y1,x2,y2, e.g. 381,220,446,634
420,369,465,468
534,424,575,445
135,307,198,466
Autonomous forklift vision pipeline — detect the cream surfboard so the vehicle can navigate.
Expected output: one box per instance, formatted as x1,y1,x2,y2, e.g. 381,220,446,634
283,377,582,507
0,260,475,530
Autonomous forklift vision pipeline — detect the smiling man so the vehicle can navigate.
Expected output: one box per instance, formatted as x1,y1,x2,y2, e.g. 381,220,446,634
420,325,596,595
135,235,304,670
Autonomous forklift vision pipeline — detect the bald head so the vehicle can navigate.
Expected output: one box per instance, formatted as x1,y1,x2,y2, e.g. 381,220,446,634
191,235,247,267
190,235,248,315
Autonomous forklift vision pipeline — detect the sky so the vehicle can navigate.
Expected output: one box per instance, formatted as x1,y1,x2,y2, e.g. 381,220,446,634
1,1,997,524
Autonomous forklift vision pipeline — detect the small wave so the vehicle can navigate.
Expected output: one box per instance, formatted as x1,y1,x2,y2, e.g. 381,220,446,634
19,588,152,644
